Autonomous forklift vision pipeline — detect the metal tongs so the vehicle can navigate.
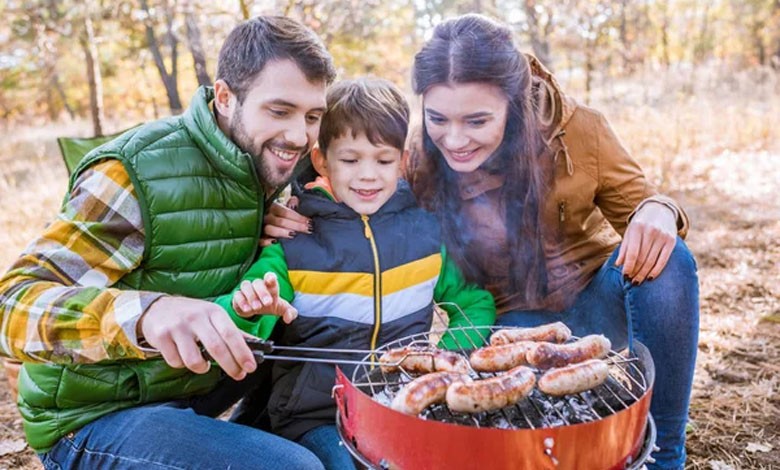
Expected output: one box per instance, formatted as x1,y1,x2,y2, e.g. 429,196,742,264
243,336,381,365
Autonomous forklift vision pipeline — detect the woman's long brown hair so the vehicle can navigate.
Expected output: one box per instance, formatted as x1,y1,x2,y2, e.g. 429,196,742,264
412,14,551,303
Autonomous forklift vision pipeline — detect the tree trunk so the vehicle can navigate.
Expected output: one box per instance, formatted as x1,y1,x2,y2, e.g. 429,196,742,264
585,46,594,105
239,0,251,20
522,0,553,70
618,0,632,73
659,0,671,68
81,14,105,136
184,0,212,87
140,0,183,114
52,72,76,120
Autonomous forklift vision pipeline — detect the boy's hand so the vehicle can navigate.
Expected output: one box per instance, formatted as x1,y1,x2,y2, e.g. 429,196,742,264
232,272,298,324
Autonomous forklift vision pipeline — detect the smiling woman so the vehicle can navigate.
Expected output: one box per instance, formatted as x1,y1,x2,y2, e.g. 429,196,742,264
422,82,508,173
408,13,700,470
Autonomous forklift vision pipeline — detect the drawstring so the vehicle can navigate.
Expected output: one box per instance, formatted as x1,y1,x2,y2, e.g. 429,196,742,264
552,130,574,176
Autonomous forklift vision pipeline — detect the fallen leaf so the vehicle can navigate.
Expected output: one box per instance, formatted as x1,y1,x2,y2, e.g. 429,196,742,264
760,313,780,323
745,441,773,453
708,460,736,470
0,438,27,457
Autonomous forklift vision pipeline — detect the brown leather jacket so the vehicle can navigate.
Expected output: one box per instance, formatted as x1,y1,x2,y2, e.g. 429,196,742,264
408,55,689,315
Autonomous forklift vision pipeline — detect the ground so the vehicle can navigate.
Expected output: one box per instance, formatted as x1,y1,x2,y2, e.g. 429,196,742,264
0,145,777,469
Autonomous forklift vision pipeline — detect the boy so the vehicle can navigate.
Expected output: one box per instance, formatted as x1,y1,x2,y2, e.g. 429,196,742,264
215,78,495,469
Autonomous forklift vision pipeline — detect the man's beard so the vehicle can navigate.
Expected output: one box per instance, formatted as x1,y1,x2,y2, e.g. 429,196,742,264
229,113,303,190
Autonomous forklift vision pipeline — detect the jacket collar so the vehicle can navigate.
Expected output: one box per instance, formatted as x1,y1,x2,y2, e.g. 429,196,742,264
456,170,506,200
181,86,256,182
298,179,418,220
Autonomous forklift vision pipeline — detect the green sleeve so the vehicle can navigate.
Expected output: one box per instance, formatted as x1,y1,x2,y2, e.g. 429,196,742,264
213,243,294,339
433,245,496,350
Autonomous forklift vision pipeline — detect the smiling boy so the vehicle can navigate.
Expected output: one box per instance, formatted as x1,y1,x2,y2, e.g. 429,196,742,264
214,77,496,469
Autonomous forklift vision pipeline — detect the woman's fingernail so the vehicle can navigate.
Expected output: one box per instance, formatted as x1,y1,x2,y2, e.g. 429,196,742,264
271,239,278,244
307,221,314,233
289,231,296,238
648,276,654,281
632,280,640,286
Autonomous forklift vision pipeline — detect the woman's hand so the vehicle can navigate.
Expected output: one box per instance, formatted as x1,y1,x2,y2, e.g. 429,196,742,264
615,202,677,284
232,272,298,324
260,197,311,247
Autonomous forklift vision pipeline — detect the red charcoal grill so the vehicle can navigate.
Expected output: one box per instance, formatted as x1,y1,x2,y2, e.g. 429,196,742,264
333,321,657,470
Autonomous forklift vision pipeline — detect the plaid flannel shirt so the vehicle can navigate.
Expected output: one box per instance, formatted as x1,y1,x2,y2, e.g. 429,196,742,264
0,160,163,364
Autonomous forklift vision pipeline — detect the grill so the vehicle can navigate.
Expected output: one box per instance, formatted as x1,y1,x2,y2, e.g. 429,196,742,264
333,307,657,469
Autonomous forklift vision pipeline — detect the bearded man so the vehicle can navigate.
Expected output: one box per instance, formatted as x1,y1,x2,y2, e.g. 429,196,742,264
0,16,335,469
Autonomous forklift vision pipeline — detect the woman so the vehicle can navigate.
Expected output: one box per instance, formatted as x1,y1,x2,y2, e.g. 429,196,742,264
409,14,698,470
264,14,698,470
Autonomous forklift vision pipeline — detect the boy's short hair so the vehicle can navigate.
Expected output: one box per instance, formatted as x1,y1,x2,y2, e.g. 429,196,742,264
217,16,336,103
318,77,410,154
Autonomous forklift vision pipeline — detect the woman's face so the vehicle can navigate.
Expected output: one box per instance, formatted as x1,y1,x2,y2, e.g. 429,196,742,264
423,82,509,173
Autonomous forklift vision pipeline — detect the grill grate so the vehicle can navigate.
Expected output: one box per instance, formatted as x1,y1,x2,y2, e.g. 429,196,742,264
349,304,649,430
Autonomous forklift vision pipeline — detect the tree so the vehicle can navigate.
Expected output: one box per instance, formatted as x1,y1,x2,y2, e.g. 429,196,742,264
140,0,183,114
80,9,105,136
183,0,211,87
520,0,555,69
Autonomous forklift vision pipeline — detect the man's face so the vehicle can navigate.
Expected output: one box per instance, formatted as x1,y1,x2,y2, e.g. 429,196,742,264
315,133,403,215
220,59,327,191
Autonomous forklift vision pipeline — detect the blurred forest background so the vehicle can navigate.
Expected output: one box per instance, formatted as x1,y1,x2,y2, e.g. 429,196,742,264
0,0,779,469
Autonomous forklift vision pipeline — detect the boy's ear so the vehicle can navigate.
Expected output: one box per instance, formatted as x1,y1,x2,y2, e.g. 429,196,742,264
213,79,235,118
311,147,328,177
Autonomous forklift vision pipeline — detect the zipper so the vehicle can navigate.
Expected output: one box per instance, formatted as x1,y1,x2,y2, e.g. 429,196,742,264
361,214,382,366
558,201,566,237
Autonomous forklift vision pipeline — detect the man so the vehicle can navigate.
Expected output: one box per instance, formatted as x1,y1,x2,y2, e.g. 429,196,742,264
0,16,335,469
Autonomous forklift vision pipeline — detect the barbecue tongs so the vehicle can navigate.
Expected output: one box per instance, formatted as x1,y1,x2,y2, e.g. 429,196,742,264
240,336,382,366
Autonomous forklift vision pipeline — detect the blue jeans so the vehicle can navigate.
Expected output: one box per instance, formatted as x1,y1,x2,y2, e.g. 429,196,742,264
497,238,699,470
297,425,357,470
38,376,324,470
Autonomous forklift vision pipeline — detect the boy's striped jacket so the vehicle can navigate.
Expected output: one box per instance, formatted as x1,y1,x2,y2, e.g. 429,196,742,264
215,181,495,440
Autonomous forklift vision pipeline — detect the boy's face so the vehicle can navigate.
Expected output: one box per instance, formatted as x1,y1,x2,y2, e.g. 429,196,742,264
316,132,404,215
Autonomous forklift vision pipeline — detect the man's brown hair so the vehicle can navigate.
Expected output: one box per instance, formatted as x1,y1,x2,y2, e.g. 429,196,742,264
217,16,336,103
318,77,410,153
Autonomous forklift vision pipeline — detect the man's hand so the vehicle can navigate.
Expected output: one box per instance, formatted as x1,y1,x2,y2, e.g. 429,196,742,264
616,202,678,284
138,296,257,380
232,272,298,324
260,197,311,247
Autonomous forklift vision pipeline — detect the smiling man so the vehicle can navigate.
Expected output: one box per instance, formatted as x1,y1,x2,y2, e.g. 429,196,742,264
0,16,335,470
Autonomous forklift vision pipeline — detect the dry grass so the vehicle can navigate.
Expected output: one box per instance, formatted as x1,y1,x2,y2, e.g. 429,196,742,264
0,65,779,469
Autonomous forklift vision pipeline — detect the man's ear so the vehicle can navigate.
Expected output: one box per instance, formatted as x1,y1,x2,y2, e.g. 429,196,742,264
311,147,329,177
213,79,235,118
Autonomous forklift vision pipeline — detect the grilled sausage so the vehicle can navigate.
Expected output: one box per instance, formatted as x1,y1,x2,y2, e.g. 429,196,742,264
391,372,473,415
489,322,572,346
379,346,470,374
538,359,610,396
445,365,536,413
469,341,536,372
527,335,611,370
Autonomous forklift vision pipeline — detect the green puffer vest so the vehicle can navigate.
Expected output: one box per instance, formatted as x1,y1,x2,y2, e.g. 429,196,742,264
17,87,265,453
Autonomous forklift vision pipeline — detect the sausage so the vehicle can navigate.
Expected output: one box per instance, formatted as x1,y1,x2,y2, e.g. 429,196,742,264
538,359,610,396
490,322,572,346
445,365,536,413
379,346,470,374
391,372,473,415
469,341,536,372
527,334,611,370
